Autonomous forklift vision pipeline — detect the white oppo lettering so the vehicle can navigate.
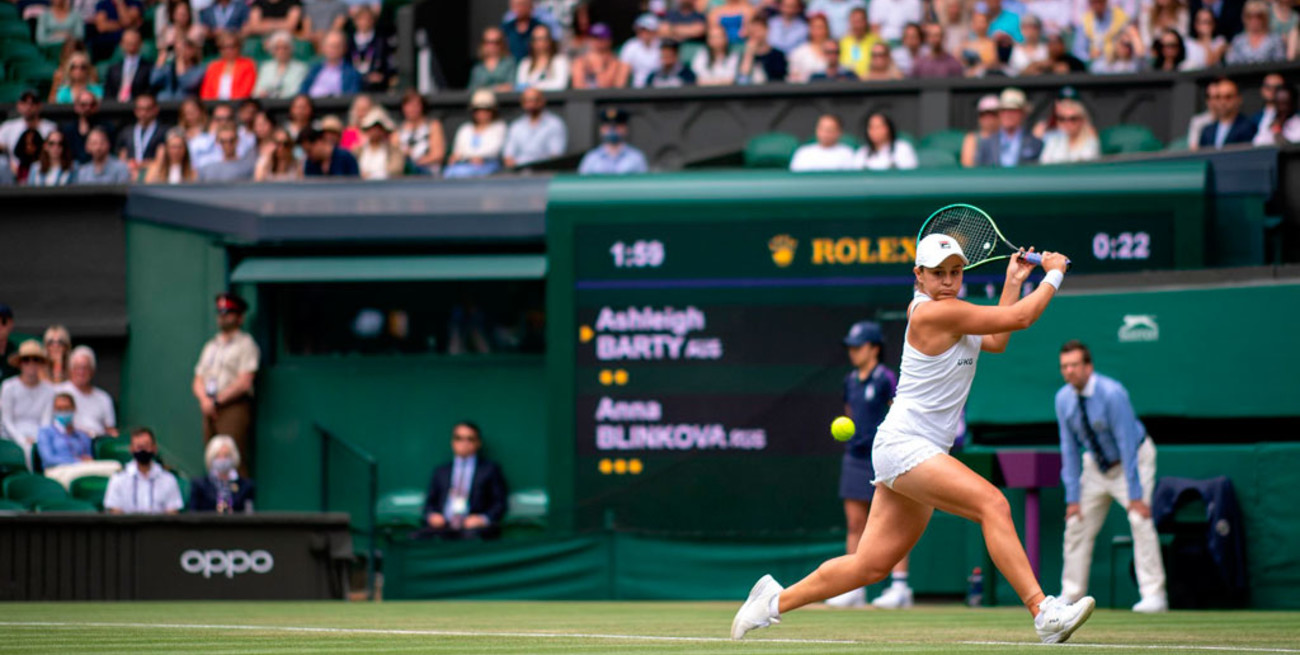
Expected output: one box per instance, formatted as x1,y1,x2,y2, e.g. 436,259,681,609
180,549,275,579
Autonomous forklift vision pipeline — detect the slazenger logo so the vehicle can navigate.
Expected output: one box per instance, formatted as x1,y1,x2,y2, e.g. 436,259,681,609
180,549,274,578
1118,315,1159,342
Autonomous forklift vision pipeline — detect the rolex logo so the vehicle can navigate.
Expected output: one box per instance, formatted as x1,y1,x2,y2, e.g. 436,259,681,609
769,235,798,268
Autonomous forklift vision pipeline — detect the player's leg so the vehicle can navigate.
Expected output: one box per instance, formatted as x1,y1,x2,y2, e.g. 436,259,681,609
844,499,870,553
1061,460,1112,602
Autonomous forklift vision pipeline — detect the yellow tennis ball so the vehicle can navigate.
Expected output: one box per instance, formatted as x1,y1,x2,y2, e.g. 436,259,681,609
831,416,856,442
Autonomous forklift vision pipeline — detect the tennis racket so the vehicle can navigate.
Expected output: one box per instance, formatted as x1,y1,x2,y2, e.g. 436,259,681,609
917,203,1071,271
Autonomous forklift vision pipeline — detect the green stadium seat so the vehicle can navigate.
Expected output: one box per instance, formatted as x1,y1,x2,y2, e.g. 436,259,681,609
243,38,268,61
3,472,70,508
916,147,959,168
0,498,25,512
743,132,799,169
376,487,426,531
174,472,191,509
0,2,20,21
292,39,316,61
1166,136,1189,152
919,128,967,158
0,21,29,40
34,498,98,513
505,488,548,525
897,131,915,146
70,475,111,509
0,439,27,477
93,437,132,464
1100,124,1163,155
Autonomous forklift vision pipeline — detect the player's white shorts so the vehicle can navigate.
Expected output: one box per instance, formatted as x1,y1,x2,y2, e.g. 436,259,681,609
870,430,947,489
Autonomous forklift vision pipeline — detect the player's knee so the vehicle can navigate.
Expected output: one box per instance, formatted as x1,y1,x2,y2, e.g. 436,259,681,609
977,492,1012,526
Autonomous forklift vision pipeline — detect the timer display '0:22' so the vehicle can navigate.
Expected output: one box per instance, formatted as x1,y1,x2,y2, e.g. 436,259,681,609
1092,232,1151,260
609,240,666,268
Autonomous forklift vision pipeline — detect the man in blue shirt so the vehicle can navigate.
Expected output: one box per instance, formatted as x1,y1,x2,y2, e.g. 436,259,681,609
1055,340,1167,614
37,392,122,488
577,109,648,176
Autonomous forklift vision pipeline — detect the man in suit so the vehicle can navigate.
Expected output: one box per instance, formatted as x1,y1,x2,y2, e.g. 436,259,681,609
975,87,1043,167
199,0,251,37
420,422,509,540
1198,78,1256,149
103,28,153,104
114,93,168,181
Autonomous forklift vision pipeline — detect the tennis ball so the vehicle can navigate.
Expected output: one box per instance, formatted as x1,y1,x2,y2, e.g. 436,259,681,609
831,416,856,442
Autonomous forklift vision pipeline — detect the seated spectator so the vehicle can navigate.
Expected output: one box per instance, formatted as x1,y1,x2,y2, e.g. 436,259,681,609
856,112,917,170
284,93,315,141
0,91,58,159
91,0,144,61
250,109,275,150
35,0,84,47
1091,32,1145,72
151,37,207,100
300,126,359,176
1199,78,1256,149
694,24,752,85
809,38,858,80
156,0,204,52
191,102,255,166
115,93,167,178
418,422,508,541
201,32,257,100
1186,8,1228,67
1073,0,1132,64
1023,31,1088,74
1140,0,1189,46
578,108,648,175
863,41,903,80
1041,99,1101,163
12,130,45,184
1187,81,1222,151
394,90,445,175
102,29,152,104
351,108,402,180
302,0,348,47
469,26,518,92
55,345,117,436
198,123,255,181
502,0,545,61
301,30,362,97
789,113,857,171
189,434,255,512
976,87,1043,167
27,131,75,186
1189,0,1245,40
348,6,389,92
245,0,301,37
503,87,566,168
200,0,250,36
961,11,999,74
37,393,122,488
647,39,697,87
984,0,1023,42
103,427,184,514
1274,0,1298,39
312,114,343,146
769,0,810,53
1226,1,1287,63
622,14,663,88
1152,29,1195,71
839,7,880,79
144,127,199,183
1009,14,1049,74
1253,73,1285,132
892,22,924,77
1,340,55,470
741,14,788,82
961,95,998,168
810,0,868,40
664,0,708,45
712,0,756,46
516,23,570,91
790,13,832,82
61,90,108,164
52,52,103,105
41,325,72,384
1254,82,1299,145
75,127,132,183
936,0,972,53
254,127,303,180
254,31,308,98
444,90,507,179
340,94,371,150
870,0,922,43
571,23,630,89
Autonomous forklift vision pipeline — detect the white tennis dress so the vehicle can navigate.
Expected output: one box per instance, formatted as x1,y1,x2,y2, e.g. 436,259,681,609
871,290,983,487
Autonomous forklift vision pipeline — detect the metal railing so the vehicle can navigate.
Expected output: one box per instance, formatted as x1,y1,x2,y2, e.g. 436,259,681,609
316,422,378,600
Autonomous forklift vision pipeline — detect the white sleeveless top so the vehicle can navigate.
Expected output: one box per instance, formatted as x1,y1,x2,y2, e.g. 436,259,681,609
876,290,983,450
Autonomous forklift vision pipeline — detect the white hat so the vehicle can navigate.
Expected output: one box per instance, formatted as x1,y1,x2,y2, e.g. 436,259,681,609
915,233,969,268
634,13,660,31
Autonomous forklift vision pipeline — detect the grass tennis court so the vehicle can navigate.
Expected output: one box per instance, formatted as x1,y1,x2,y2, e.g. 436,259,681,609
2,601,1298,654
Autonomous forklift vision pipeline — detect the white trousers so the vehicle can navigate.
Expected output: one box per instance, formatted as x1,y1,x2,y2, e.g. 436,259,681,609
43,460,123,490
1061,438,1166,603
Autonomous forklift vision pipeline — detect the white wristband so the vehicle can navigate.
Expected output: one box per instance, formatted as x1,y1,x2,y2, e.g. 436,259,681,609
1043,270,1064,290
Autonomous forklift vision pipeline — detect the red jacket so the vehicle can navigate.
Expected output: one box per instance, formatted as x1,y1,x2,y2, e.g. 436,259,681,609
200,58,257,100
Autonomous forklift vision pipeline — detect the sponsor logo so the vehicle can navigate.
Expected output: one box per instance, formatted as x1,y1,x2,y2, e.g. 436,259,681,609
768,235,798,268
180,549,275,579
939,240,951,249
1118,315,1159,342
957,358,974,366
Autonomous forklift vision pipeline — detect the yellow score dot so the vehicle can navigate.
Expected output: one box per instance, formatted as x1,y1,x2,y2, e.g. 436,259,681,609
599,370,613,385
599,459,613,475
629,459,643,474
613,459,628,474
613,369,629,385
579,325,595,343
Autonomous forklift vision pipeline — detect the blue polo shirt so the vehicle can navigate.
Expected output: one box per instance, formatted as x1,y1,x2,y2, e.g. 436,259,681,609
1055,372,1148,503
578,144,648,176
37,424,93,467
842,364,897,460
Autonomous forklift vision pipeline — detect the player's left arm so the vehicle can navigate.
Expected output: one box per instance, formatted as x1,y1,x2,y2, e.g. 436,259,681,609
981,250,1036,353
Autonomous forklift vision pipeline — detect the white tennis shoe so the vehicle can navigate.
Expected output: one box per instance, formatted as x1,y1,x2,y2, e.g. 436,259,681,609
871,584,914,609
731,574,784,640
825,587,866,608
1034,594,1096,644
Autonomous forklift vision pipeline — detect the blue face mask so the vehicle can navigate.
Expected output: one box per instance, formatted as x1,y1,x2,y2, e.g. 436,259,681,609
601,128,623,145
54,412,74,428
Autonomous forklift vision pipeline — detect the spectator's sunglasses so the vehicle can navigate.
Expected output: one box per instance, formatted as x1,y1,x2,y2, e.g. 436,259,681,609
1056,113,1083,123
70,62,89,70
276,138,293,147
45,338,69,347
1160,39,1180,49
19,357,43,365
452,433,480,442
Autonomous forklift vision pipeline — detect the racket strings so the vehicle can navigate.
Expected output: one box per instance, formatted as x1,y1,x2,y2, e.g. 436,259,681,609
925,207,1001,263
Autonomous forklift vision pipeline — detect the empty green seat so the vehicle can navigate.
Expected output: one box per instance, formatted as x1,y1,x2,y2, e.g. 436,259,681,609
0,22,28,40
0,2,20,20
743,132,799,169
505,488,548,526
70,475,111,509
0,439,27,477
376,488,426,530
1100,124,1163,155
917,148,959,168
174,473,191,509
34,498,97,513
1166,136,1189,151
94,437,132,464
3,472,70,508
292,39,316,61
920,128,967,158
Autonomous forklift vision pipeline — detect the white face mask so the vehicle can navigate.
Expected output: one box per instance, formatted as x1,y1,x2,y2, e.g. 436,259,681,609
211,456,235,476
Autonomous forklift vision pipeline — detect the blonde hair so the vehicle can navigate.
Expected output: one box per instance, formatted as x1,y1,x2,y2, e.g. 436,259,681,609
205,435,241,470
1056,99,1098,142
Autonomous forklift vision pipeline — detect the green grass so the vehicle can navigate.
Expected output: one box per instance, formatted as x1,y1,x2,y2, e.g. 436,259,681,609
1,601,1298,654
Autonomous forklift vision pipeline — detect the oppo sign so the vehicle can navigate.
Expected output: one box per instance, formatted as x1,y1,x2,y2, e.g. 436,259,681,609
180,549,275,579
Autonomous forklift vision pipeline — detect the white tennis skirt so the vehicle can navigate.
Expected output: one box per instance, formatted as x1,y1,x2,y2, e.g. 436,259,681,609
870,430,949,489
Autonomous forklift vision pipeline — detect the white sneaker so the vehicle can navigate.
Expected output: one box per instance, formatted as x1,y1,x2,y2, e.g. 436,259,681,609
825,587,866,608
1034,595,1096,644
731,574,784,640
871,584,914,609
1132,595,1168,613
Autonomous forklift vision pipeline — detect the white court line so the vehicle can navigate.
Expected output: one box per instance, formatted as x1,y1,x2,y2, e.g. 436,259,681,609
1,620,1299,653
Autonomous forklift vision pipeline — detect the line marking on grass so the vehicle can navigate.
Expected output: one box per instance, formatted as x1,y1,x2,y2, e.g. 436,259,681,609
1,620,1298,653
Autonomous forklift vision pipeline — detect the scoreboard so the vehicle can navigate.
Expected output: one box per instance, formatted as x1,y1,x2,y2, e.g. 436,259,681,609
546,165,1208,533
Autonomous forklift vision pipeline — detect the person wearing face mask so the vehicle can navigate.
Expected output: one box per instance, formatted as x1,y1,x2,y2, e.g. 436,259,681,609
577,108,648,176
103,427,184,514
189,434,255,513
37,393,122,489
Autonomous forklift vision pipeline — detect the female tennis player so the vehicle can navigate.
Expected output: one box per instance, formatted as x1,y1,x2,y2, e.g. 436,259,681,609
733,233,1094,644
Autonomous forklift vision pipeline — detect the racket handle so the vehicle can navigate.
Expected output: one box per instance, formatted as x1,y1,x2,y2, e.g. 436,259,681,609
1021,251,1072,271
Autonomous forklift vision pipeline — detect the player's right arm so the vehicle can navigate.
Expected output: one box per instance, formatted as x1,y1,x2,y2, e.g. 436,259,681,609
915,252,1068,336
